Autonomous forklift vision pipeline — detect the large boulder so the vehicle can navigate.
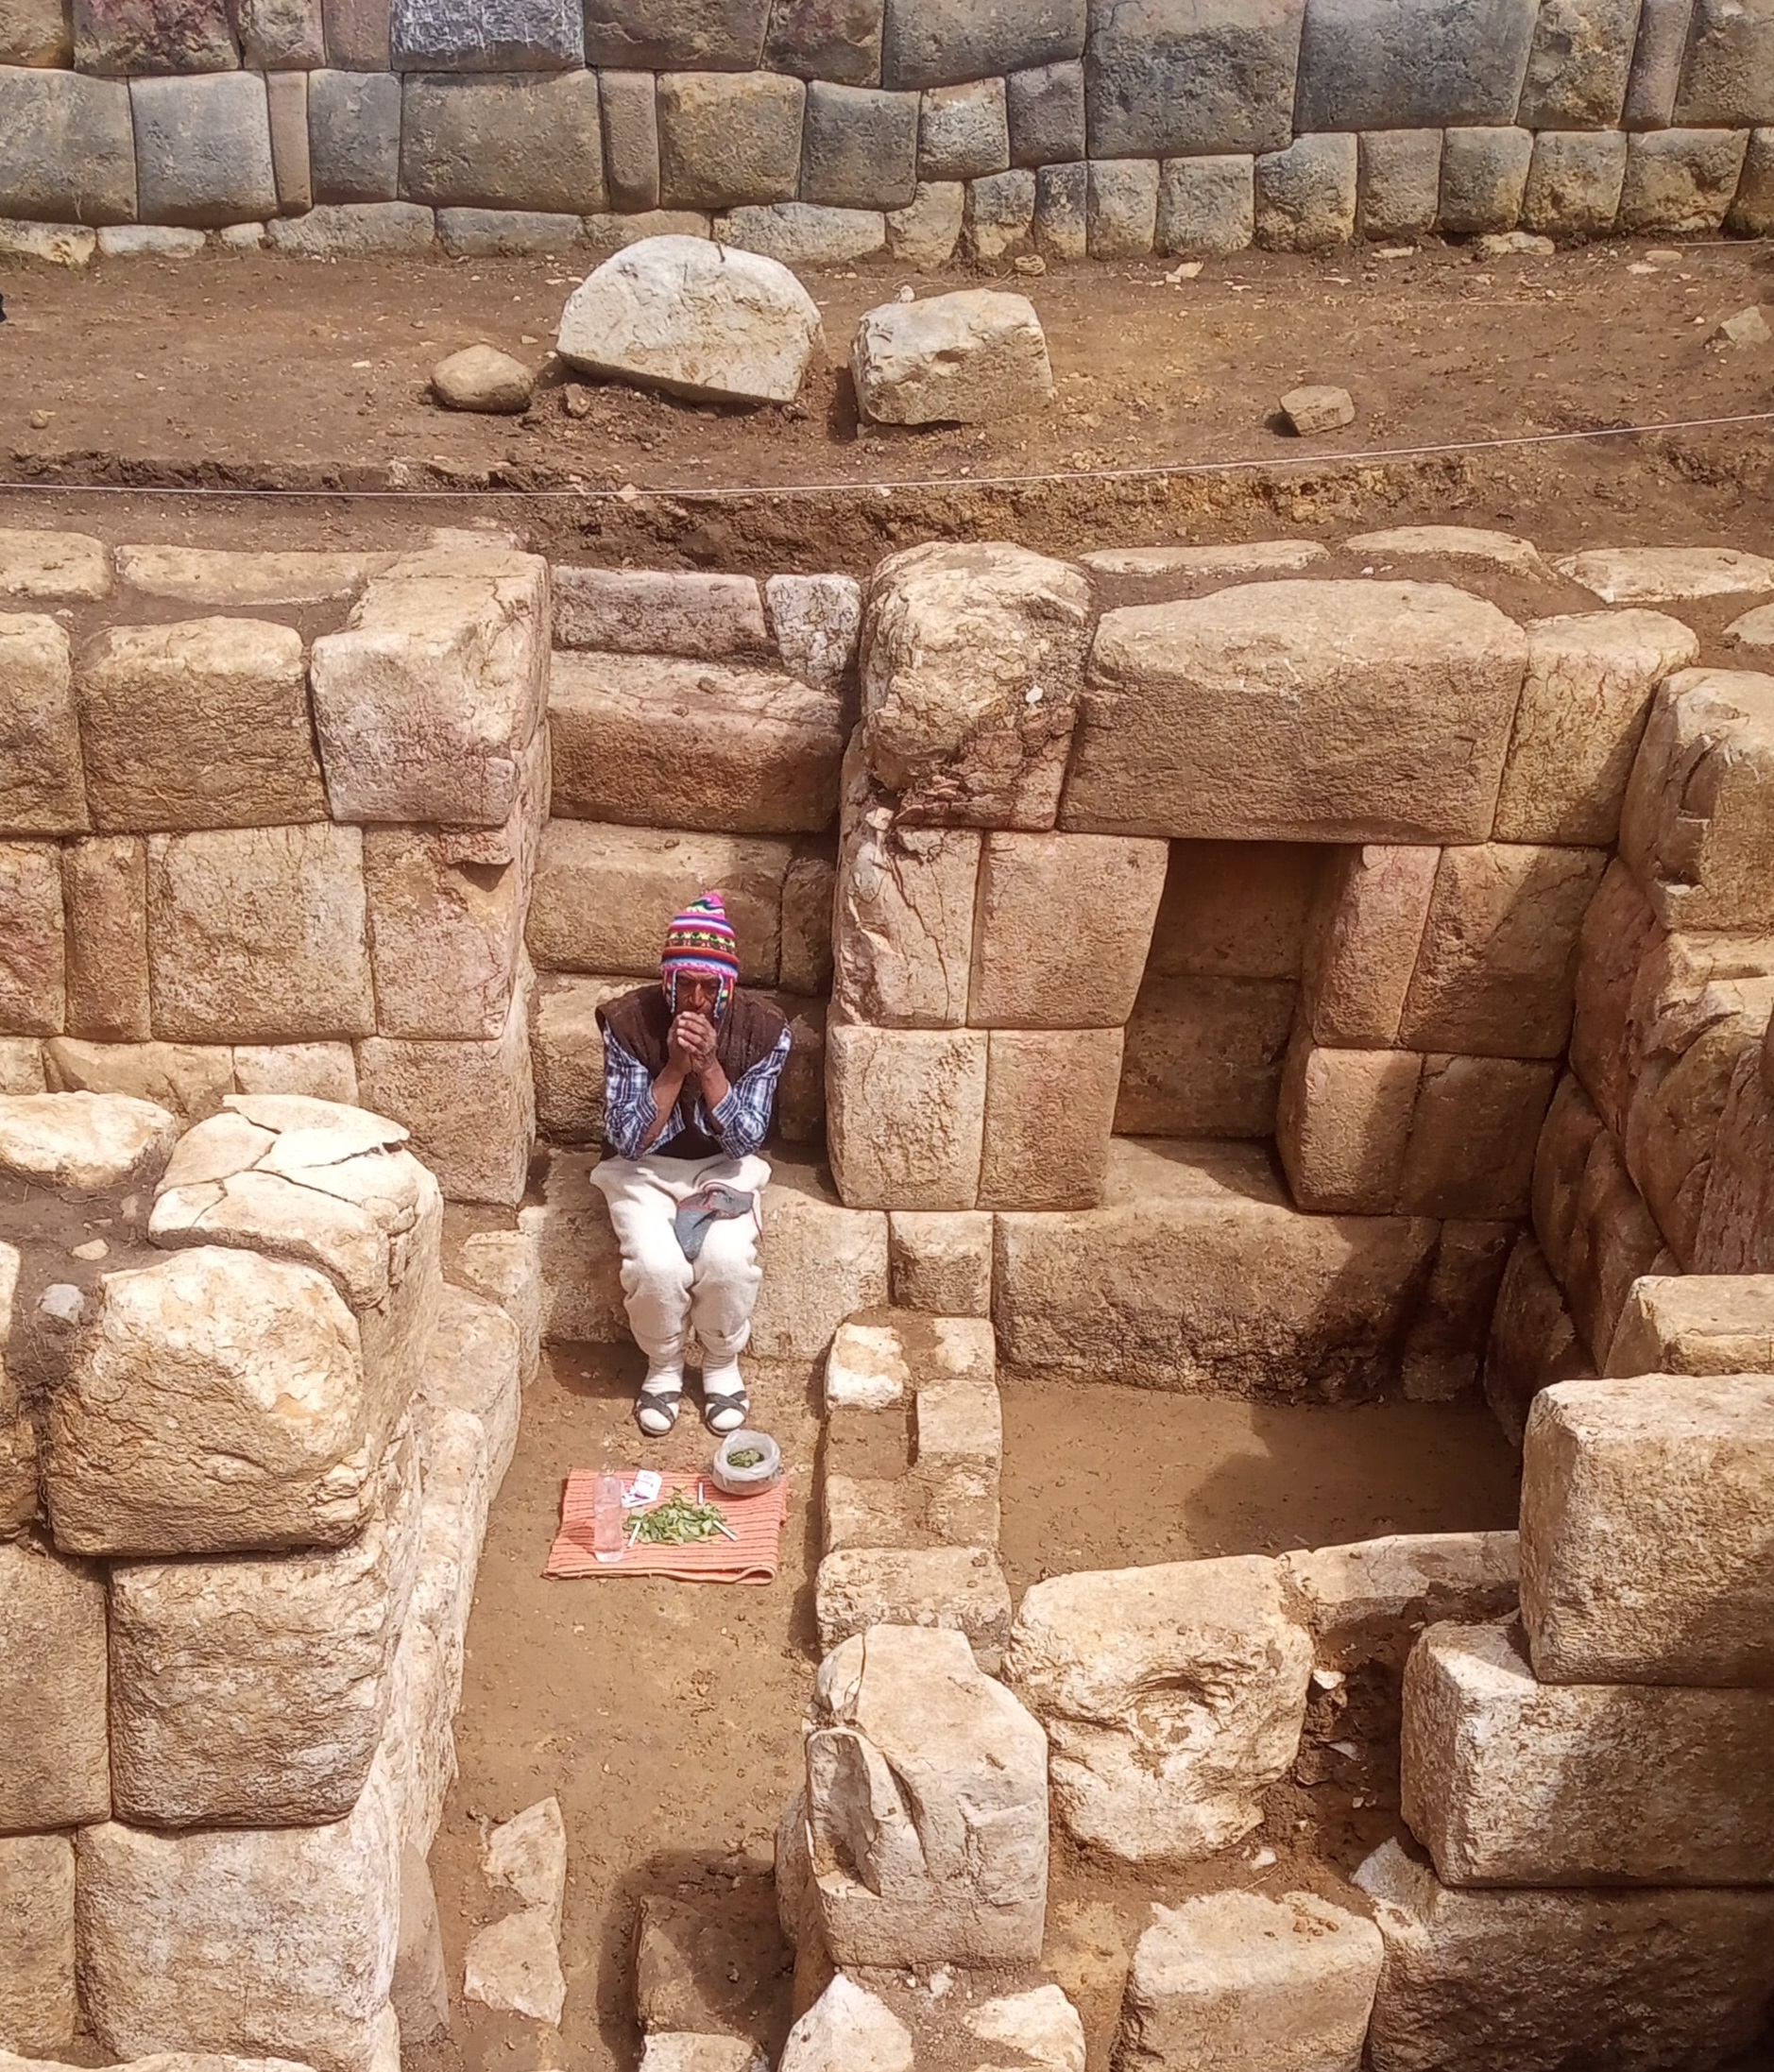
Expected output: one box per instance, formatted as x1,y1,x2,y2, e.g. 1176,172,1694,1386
851,289,1053,426
557,235,823,405
1005,1557,1312,1861
805,1624,1048,1967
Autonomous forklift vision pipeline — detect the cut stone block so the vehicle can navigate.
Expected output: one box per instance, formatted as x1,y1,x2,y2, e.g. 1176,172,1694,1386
996,1138,1436,1400
1541,1071,1632,1280
1277,1038,1420,1214
827,1022,986,1210
766,573,862,695
861,541,1090,831
1006,1557,1312,1862
399,71,604,212
713,199,885,263
531,971,626,1141
1517,0,1639,125
0,1830,76,2054
1692,1047,1774,1274
1617,125,1750,232
1437,125,1531,234
463,1906,565,2023
73,0,236,67
918,77,1007,181
1084,0,1301,158
130,74,278,230
1606,1273,1774,1378
0,838,63,1036
146,824,374,1044
391,0,579,66
1559,545,1774,606
583,0,769,67
1155,150,1255,252
0,1040,42,1094
62,836,146,1044
880,0,1082,89
552,566,769,658
815,1545,1012,1667
76,1772,401,2072
968,831,1168,1029
1301,843,1439,1047
1482,1231,1593,1447
1117,1888,1383,2072
762,0,878,80
1674,0,1774,123
0,611,83,837
1399,1054,1556,1221
79,617,323,834
421,1281,520,1488
834,786,978,1028
549,652,842,835
363,809,534,1042
1520,128,1629,239
45,1037,234,1122
852,288,1053,426
657,71,805,208
1521,1373,1774,1686
354,982,534,1207
48,1244,379,1556
1356,1837,1774,2072
108,1431,418,1827
0,0,72,63
1619,668,1774,933
1032,157,1087,256
886,176,964,262
1397,844,1608,1059
1145,840,1322,983
1087,155,1158,255
1402,1219,1514,1401
0,527,109,602
1278,1532,1520,1653
888,1210,992,1314
1356,129,1441,240
0,1087,176,1199
1567,855,1658,1136
1494,610,1699,846
0,1533,110,1832
527,820,793,984
779,1977,909,2072
307,69,401,204
1253,131,1356,249
1064,582,1527,843
1116,973,1297,1139
806,1624,1048,1964
1294,0,1539,128
825,1310,994,1410
801,79,916,209
598,66,659,212
1563,1126,1672,1365
1008,57,1085,166
1401,1619,1774,1886
964,164,1037,257
309,541,547,826
980,1026,1122,1211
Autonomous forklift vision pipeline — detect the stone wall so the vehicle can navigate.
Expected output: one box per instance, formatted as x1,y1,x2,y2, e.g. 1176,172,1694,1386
0,1085,535,2071
1,0,1772,256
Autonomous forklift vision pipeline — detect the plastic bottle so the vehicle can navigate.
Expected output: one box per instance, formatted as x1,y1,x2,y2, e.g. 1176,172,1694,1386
594,1470,624,1563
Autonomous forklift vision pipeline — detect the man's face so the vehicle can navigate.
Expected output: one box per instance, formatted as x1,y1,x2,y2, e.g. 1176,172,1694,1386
670,972,723,1019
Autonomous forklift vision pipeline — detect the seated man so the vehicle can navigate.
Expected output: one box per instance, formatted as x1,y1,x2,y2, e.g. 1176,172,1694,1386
591,892,792,1438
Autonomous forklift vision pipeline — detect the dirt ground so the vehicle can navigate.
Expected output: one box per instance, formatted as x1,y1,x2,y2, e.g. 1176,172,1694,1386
1,234,1772,569
430,1337,1522,2072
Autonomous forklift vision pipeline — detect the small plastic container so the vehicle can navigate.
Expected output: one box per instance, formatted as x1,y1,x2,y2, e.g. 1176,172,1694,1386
593,1470,625,1562
710,1429,782,1496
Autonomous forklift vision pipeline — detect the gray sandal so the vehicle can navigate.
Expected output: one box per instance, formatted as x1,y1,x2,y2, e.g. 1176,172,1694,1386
636,1385,684,1437
702,1386,750,1436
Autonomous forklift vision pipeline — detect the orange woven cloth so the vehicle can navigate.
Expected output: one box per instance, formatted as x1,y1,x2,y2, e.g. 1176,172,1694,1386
546,1469,790,1584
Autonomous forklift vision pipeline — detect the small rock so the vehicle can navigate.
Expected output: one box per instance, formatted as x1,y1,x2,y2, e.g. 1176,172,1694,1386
484,1797,567,1931
1013,252,1047,276
0,220,94,268
70,1238,109,1260
1311,1667,1346,1690
561,383,593,419
97,224,206,260
851,287,1053,426
966,1984,1085,2072
27,410,49,429
778,1975,913,2072
217,222,266,249
1725,603,1774,649
1713,305,1771,349
38,1283,84,1327
431,344,535,415
639,2039,766,2072
1646,248,1682,265
1474,231,1555,258
463,1907,565,2025
1280,385,1356,436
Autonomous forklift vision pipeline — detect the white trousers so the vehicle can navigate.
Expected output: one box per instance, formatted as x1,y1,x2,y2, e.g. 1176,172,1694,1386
589,1150,770,1371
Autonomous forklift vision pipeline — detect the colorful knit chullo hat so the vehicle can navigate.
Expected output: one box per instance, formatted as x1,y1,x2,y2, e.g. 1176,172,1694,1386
660,890,741,1015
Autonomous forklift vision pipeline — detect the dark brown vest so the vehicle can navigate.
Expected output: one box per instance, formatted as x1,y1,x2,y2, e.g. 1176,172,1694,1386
596,984,787,1159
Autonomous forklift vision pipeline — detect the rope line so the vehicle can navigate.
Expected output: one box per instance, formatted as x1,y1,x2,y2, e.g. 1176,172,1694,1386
0,408,1769,504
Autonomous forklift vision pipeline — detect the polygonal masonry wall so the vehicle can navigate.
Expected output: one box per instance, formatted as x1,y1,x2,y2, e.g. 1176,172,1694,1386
0,1086,536,2071
1,0,1772,257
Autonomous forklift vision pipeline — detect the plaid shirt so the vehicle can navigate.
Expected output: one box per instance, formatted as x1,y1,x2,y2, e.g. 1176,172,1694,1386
603,1024,792,1161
